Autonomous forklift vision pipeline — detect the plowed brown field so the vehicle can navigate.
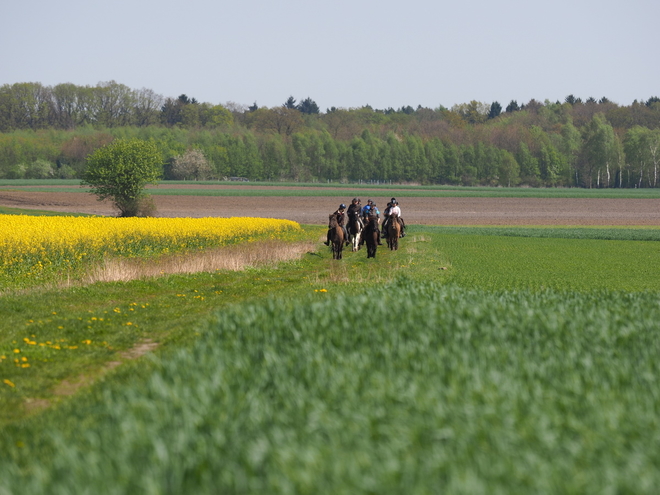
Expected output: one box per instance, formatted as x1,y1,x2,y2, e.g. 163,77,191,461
2,185,660,226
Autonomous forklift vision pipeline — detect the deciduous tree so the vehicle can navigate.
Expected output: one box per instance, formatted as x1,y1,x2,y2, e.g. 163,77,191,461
170,149,212,180
83,138,162,216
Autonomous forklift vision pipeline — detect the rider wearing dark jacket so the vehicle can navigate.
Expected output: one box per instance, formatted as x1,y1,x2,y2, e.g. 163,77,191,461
325,203,349,246
347,197,362,221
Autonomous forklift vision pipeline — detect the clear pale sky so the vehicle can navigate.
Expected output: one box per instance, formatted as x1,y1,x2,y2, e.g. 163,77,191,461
2,0,658,111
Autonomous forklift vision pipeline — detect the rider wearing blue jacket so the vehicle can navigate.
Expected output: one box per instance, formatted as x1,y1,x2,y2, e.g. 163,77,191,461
361,201,383,246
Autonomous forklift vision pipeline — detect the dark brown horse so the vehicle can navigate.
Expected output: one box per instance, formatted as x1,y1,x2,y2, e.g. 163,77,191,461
363,214,379,258
328,214,345,260
386,212,401,250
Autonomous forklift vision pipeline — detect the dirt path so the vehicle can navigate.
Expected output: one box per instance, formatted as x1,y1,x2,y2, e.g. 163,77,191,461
2,190,660,226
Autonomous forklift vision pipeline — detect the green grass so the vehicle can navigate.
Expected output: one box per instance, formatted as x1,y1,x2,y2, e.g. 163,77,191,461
0,205,93,216
426,224,660,241
2,222,660,493
410,226,660,291
3,179,660,198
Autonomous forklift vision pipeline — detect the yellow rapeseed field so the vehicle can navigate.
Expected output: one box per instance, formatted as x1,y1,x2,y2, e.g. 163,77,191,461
0,215,300,288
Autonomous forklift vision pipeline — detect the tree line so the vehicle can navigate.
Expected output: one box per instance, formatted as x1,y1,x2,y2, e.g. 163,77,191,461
1,81,659,188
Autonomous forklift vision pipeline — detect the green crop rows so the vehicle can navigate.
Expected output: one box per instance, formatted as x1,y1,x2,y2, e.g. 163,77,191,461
2,222,660,493
2,281,660,493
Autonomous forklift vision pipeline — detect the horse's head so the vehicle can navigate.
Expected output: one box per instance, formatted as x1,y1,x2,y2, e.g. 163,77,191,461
349,212,363,229
328,214,338,229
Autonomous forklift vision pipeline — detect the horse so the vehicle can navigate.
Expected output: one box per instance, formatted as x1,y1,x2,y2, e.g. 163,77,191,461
385,212,401,251
346,213,363,252
363,214,379,258
328,214,345,260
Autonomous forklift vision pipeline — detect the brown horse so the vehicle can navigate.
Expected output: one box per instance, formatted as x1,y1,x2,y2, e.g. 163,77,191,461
363,214,379,258
386,212,401,250
328,214,345,260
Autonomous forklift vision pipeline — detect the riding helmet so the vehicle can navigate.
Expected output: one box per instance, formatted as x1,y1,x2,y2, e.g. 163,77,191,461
391,197,397,203
340,204,346,209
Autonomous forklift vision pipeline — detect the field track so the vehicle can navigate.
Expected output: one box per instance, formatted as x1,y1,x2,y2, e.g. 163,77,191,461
2,185,660,225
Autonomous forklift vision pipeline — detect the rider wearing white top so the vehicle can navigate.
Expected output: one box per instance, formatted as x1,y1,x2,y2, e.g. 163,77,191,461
382,197,406,238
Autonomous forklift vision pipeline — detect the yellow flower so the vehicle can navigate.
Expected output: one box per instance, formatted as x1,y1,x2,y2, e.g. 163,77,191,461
0,216,300,286
3,379,15,387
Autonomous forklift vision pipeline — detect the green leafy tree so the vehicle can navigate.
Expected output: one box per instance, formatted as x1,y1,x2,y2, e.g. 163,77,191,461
624,126,660,187
243,133,263,180
319,131,340,180
516,142,540,185
558,117,582,185
582,113,620,188
199,104,233,128
82,138,162,217
261,135,288,180
539,144,565,186
444,143,461,184
425,138,447,183
498,149,520,187
25,159,54,179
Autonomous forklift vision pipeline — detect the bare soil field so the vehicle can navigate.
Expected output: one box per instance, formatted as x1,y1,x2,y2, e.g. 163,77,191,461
2,186,660,226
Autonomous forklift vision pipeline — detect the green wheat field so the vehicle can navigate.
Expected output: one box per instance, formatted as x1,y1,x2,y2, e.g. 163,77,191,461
1,197,660,493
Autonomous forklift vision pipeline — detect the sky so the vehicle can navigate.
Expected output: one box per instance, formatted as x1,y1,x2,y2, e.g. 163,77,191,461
2,0,658,111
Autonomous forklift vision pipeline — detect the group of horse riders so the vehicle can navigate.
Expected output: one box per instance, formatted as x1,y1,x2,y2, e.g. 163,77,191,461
325,197,406,246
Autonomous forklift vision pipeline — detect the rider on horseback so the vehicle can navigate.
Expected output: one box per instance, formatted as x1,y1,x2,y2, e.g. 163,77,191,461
366,202,383,246
361,199,373,219
347,197,362,223
324,203,349,246
382,197,406,238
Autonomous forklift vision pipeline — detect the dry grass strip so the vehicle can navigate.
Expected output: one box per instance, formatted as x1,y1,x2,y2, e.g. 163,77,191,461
85,238,317,284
